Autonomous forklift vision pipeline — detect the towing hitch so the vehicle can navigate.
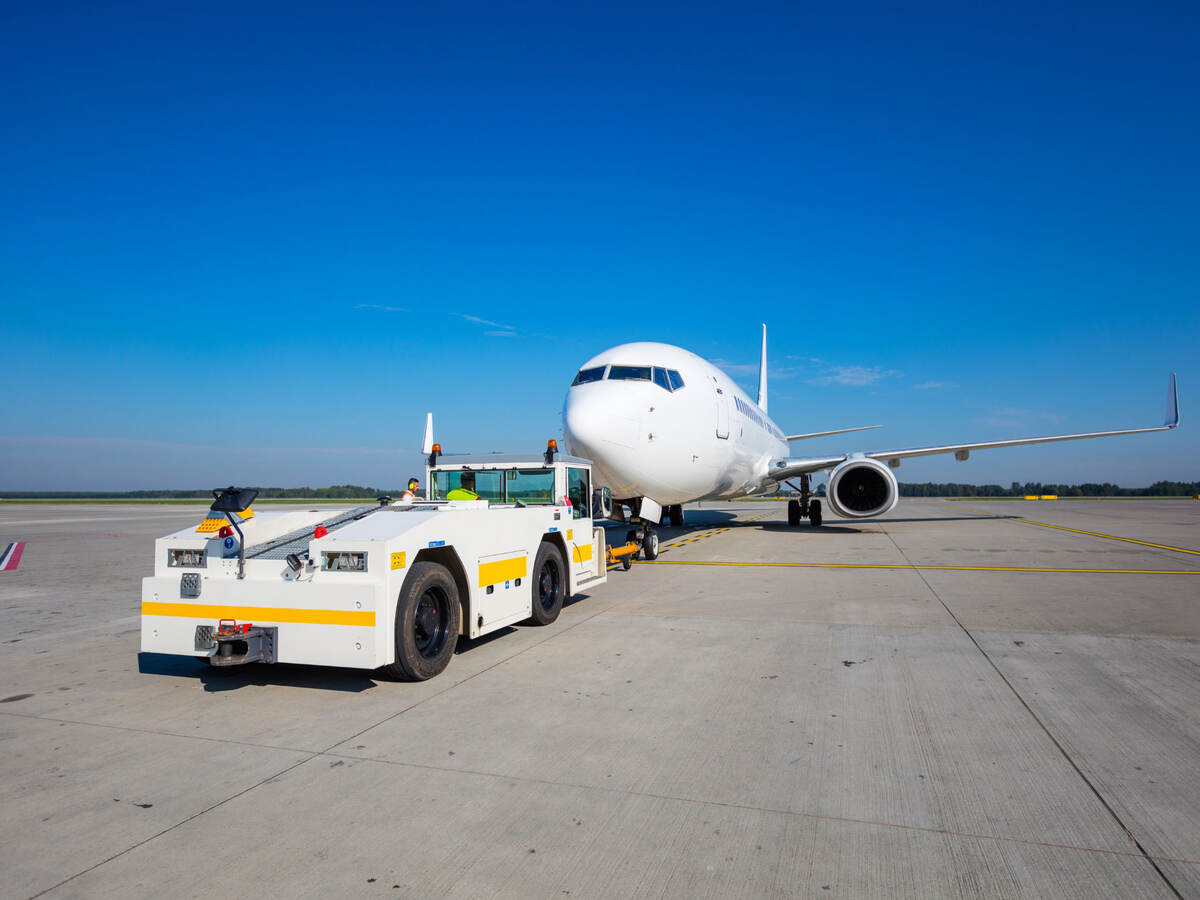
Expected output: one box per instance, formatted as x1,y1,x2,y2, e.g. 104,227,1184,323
196,622,278,666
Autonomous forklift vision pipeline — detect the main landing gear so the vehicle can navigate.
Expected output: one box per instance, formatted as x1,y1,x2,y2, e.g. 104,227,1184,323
786,474,823,528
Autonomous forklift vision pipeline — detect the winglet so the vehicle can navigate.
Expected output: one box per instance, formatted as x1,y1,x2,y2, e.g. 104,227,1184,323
1165,373,1179,428
420,412,434,454
758,324,768,413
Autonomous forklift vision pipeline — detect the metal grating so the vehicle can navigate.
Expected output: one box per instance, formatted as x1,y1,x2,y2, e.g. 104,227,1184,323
246,506,380,560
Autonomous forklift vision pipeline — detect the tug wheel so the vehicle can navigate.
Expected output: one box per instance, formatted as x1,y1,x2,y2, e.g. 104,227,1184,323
382,561,460,681
528,541,566,625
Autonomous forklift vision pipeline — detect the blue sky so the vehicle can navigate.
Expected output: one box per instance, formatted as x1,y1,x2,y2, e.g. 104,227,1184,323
1,1,1196,490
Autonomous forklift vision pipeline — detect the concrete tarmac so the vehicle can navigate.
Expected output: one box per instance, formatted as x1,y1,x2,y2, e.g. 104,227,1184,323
1,499,1198,898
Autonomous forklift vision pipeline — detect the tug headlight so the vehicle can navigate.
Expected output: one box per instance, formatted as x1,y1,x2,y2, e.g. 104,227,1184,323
322,551,367,572
168,548,207,568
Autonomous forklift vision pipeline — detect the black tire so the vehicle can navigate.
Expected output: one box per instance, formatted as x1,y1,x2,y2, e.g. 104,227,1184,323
642,529,660,560
787,499,801,527
626,528,640,560
621,556,632,571
381,561,460,681
668,504,684,527
529,541,566,625
810,500,823,527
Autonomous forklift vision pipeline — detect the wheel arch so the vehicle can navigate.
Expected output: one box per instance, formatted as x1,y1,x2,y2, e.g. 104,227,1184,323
541,530,571,589
412,546,471,636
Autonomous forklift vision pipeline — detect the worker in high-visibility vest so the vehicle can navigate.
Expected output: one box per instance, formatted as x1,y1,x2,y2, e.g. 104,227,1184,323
446,471,480,500
400,477,421,501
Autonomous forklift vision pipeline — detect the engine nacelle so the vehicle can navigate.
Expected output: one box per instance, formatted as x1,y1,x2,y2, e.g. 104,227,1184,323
826,457,899,519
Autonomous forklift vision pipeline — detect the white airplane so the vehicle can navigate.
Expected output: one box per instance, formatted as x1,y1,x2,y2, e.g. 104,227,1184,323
561,326,1179,558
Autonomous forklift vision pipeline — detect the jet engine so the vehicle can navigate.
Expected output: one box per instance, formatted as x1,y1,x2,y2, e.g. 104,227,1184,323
825,457,899,519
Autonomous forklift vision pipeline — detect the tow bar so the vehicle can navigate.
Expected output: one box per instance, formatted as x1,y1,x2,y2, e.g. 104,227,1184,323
606,541,638,570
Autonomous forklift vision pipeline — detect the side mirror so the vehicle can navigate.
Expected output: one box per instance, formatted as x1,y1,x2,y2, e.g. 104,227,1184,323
591,487,612,520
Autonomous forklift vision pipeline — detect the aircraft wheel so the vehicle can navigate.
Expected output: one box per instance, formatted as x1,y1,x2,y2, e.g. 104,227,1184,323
809,500,823,527
529,541,566,625
381,562,460,681
668,504,684,527
642,529,660,560
787,499,801,527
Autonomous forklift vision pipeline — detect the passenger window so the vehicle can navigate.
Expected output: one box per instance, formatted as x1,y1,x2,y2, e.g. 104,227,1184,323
667,370,685,391
607,365,651,381
652,367,671,391
572,366,606,385
567,467,590,520
505,468,554,504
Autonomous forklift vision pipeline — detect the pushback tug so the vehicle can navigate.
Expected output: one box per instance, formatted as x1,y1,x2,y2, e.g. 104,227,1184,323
140,441,629,680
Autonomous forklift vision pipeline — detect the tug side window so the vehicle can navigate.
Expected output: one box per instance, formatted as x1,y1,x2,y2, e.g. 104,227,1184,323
567,467,590,520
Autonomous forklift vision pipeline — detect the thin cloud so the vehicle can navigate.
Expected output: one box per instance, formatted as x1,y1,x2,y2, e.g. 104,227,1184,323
485,330,518,338
808,365,901,387
711,358,804,379
459,313,515,330
913,380,955,390
354,303,407,312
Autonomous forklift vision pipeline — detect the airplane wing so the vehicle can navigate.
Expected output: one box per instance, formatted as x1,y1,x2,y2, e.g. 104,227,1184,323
767,373,1179,482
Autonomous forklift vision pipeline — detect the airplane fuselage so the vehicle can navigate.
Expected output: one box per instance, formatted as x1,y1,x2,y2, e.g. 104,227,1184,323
562,342,788,505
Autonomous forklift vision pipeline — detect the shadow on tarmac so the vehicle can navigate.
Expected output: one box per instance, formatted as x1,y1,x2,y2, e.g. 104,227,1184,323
138,652,379,693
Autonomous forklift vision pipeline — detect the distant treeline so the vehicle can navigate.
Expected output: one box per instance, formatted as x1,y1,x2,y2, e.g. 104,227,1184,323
0,485,402,500
897,481,1200,497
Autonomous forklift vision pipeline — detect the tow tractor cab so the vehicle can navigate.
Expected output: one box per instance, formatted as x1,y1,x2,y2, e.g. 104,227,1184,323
140,445,611,681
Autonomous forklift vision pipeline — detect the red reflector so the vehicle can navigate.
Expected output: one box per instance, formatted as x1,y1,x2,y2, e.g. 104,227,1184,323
314,526,328,538
218,525,233,539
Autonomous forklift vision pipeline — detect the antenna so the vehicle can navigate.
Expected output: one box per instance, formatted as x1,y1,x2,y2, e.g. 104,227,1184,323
420,413,434,454
758,323,768,413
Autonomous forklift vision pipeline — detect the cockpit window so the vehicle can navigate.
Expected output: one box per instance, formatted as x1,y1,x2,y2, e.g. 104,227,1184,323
607,365,651,381
652,367,671,391
668,369,685,390
572,366,606,385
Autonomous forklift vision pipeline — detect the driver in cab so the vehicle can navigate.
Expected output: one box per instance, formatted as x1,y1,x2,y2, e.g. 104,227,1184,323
446,471,480,501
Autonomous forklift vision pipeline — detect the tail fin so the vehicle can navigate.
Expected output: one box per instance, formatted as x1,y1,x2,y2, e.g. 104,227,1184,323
758,323,768,413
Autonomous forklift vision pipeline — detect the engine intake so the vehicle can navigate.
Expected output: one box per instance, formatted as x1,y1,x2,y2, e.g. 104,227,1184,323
826,458,899,519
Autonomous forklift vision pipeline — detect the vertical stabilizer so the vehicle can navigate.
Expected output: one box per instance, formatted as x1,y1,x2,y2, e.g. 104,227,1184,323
758,324,768,412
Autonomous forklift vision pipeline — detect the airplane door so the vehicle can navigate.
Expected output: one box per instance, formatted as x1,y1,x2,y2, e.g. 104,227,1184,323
715,386,730,439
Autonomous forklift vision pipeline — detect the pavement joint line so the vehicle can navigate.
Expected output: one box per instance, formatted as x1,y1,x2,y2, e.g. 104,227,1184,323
635,560,1199,575
307,750,1200,867
949,501,1200,556
29,602,621,899
879,526,1187,898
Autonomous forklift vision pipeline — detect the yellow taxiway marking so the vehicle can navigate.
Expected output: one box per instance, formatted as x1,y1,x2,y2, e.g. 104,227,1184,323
950,502,1200,556
636,560,1198,576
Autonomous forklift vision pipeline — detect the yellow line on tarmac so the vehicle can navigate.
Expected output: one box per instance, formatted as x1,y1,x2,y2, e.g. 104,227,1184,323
636,560,1199,576
950,503,1200,556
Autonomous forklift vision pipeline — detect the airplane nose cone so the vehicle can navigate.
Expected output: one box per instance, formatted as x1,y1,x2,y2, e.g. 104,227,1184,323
562,389,602,460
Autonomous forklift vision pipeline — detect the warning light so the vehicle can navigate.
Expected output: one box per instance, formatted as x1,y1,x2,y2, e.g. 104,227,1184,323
431,443,441,454
218,525,234,539
547,439,558,451
314,526,328,539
